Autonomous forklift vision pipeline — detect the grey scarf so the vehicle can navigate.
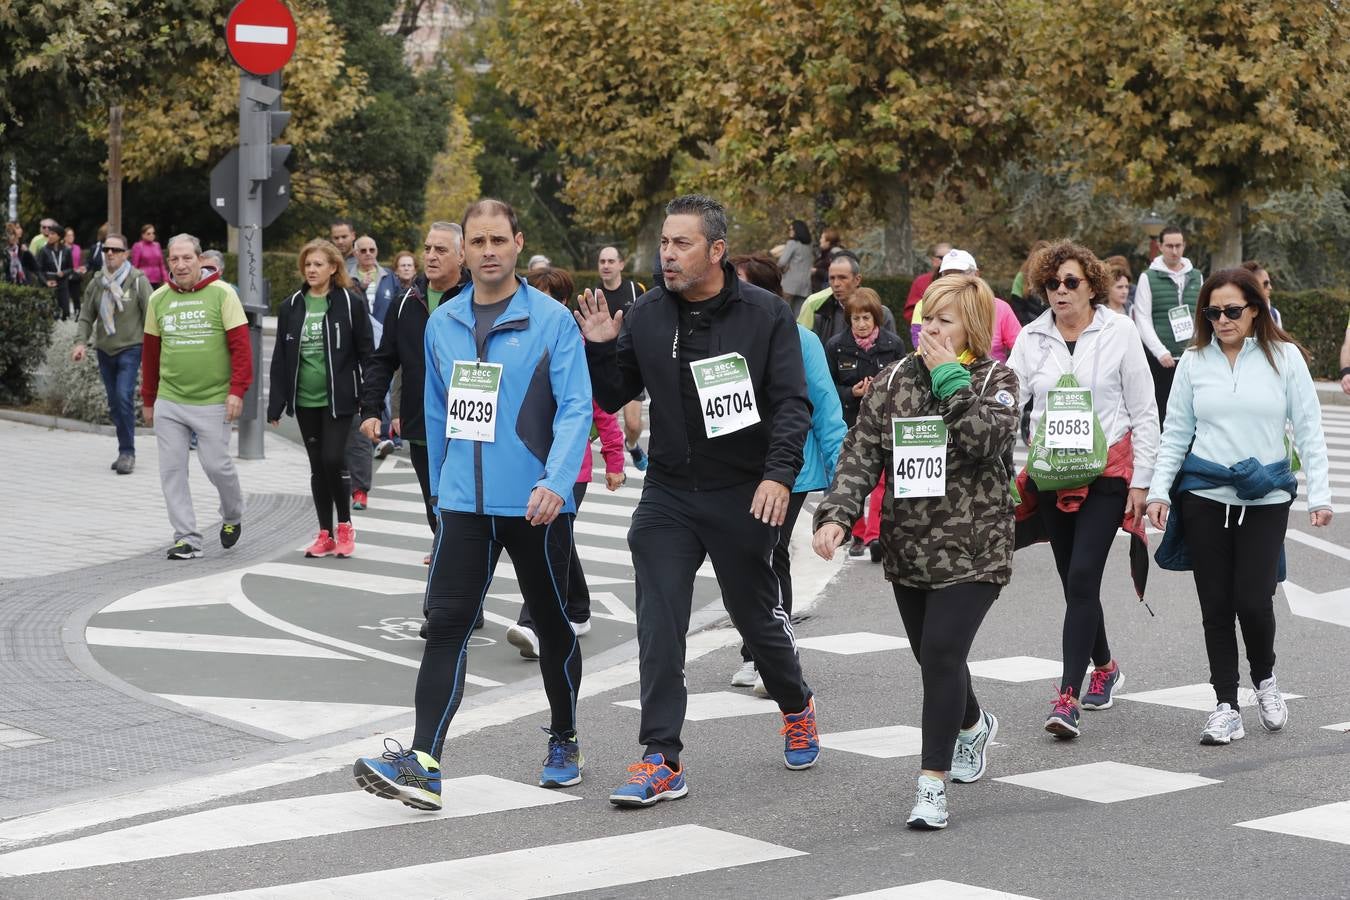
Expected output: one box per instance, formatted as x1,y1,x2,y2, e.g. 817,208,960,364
99,260,133,335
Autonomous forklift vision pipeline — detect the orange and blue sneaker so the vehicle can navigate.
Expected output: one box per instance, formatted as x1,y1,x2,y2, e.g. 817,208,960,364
608,753,688,807
539,729,583,788
353,738,442,810
781,697,820,770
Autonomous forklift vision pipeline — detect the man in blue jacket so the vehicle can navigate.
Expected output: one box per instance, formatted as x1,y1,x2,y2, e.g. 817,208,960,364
353,199,593,810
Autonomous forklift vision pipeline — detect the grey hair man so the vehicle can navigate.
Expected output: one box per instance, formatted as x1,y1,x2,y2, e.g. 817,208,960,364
141,233,252,558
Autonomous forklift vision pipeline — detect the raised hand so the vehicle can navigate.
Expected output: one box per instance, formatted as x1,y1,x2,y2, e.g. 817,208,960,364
573,289,622,344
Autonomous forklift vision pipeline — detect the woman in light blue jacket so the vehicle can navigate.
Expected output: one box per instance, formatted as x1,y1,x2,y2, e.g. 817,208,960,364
1146,268,1332,747
730,254,847,691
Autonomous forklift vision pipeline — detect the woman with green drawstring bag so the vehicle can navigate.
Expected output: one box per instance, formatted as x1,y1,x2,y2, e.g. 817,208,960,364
1025,372,1108,490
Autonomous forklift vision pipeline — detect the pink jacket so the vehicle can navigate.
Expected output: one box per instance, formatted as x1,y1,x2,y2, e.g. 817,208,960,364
581,400,625,482
991,297,1022,363
131,239,167,285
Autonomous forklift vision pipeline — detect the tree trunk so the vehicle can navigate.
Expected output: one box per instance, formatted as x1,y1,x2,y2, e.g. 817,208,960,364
631,202,666,282
1211,193,1244,271
880,178,912,276
106,105,123,235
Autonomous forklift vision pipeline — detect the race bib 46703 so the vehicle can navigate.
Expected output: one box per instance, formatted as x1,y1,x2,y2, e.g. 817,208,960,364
892,416,947,498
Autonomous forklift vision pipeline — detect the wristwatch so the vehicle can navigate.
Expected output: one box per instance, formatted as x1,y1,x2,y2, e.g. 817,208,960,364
1341,366,1350,378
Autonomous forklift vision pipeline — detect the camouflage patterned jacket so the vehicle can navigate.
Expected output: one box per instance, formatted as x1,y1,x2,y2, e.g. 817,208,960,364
813,354,1019,589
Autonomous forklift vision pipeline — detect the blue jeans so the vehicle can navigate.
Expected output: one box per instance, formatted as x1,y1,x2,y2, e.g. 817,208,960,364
97,345,141,456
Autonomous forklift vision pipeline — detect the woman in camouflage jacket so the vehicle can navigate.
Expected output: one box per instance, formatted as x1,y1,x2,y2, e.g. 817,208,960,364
812,274,1019,831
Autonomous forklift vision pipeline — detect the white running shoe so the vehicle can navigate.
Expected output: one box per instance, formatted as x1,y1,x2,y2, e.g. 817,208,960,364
1254,676,1288,731
570,619,591,637
1200,703,1245,745
752,675,770,698
950,710,998,783
906,775,949,830
506,623,540,659
730,660,757,687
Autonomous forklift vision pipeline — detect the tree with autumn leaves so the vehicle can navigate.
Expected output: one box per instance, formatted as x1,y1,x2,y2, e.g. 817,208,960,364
491,0,1350,273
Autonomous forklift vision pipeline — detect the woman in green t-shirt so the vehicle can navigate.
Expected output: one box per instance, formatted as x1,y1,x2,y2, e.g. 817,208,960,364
267,239,375,559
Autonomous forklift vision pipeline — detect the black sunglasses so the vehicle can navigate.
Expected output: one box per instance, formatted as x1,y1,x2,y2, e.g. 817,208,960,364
105,246,127,253
1044,276,1083,292
1203,304,1249,322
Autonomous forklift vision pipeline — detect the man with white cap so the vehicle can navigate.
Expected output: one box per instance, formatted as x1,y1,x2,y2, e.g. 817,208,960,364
911,249,1021,362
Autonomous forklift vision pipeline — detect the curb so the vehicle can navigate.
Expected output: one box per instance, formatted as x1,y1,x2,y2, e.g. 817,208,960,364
1315,381,1350,408
0,407,154,438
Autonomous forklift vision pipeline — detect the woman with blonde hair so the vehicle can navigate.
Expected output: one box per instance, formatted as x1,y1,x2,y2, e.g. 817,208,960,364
267,238,375,559
813,274,1019,830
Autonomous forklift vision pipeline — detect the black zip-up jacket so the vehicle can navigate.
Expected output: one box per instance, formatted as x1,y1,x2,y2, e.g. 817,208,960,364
267,283,374,420
587,259,810,490
825,326,907,427
358,270,470,441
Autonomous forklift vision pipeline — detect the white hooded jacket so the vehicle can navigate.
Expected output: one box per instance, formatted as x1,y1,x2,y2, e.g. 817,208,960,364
1131,254,1197,361
1007,305,1160,489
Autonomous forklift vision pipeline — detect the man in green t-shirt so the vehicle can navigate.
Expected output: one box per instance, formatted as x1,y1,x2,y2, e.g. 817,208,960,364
141,233,254,560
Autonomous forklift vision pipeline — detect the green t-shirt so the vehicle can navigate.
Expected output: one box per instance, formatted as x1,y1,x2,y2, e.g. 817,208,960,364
28,234,46,257
144,280,249,405
426,288,445,313
297,294,329,408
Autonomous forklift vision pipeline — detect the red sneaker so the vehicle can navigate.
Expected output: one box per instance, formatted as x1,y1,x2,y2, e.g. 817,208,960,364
351,490,369,510
335,522,356,558
304,530,336,558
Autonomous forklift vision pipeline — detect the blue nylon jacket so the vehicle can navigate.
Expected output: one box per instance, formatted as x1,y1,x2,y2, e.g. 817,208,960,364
425,277,593,516
1154,453,1297,579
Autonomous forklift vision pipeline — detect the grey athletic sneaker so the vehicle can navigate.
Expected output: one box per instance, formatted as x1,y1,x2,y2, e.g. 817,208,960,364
730,660,757,687
1254,676,1288,731
1200,703,1245,745
906,775,948,830
950,710,998,783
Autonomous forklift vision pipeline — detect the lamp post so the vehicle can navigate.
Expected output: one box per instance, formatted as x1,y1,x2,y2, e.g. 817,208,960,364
1139,210,1165,261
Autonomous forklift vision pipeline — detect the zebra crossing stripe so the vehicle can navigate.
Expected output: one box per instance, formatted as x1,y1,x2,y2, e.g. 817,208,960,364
0,777,578,877
179,824,804,899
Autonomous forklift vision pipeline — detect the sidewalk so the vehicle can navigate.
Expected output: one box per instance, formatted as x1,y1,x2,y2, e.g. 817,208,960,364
3,419,311,582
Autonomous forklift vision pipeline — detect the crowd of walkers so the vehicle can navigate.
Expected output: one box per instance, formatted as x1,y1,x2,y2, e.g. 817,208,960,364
17,193,1344,835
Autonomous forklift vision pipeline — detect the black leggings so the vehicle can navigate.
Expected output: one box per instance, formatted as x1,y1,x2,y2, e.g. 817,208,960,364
893,582,999,772
1034,480,1124,695
408,441,437,533
741,491,808,662
1180,494,1289,708
519,482,590,627
414,509,581,760
295,406,352,533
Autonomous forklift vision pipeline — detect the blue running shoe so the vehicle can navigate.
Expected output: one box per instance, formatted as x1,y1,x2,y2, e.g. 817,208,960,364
353,738,442,810
608,753,688,807
950,709,998,784
781,697,820,770
628,443,648,471
1044,687,1081,740
539,729,583,788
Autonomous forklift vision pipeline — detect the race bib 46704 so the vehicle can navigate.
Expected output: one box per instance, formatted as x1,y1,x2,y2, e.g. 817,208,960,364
690,352,760,438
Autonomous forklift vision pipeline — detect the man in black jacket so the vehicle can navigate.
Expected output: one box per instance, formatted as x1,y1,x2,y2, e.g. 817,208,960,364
577,194,820,807
358,221,468,536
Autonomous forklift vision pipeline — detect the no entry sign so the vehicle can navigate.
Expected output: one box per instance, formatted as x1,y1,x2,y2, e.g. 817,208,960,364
226,0,297,75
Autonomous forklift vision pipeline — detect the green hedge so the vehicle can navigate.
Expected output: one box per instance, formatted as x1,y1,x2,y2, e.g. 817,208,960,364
0,284,56,405
868,276,917,333
1274,289,1350,380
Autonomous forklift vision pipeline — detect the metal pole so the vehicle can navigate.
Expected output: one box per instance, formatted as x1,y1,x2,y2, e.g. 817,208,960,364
236,73,269,461
7,157,16,222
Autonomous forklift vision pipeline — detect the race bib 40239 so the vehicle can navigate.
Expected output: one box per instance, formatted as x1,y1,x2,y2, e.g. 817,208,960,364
690,352,759,438
447,360,502,442
891,416,947,498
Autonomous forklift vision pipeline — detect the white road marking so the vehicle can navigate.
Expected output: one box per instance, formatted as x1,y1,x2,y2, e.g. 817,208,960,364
249,562,428,596
85,627,357,660
1281,581,1350,628
614,690,780,721
818,725,924,759
996,761,1220,803
1118,683,1301,711
835,880,1040,899
0,777,573,877
795,631,910,655
1285,528,1350,563
181,825,803,899
156,695,412,741
1236,800,1350,847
